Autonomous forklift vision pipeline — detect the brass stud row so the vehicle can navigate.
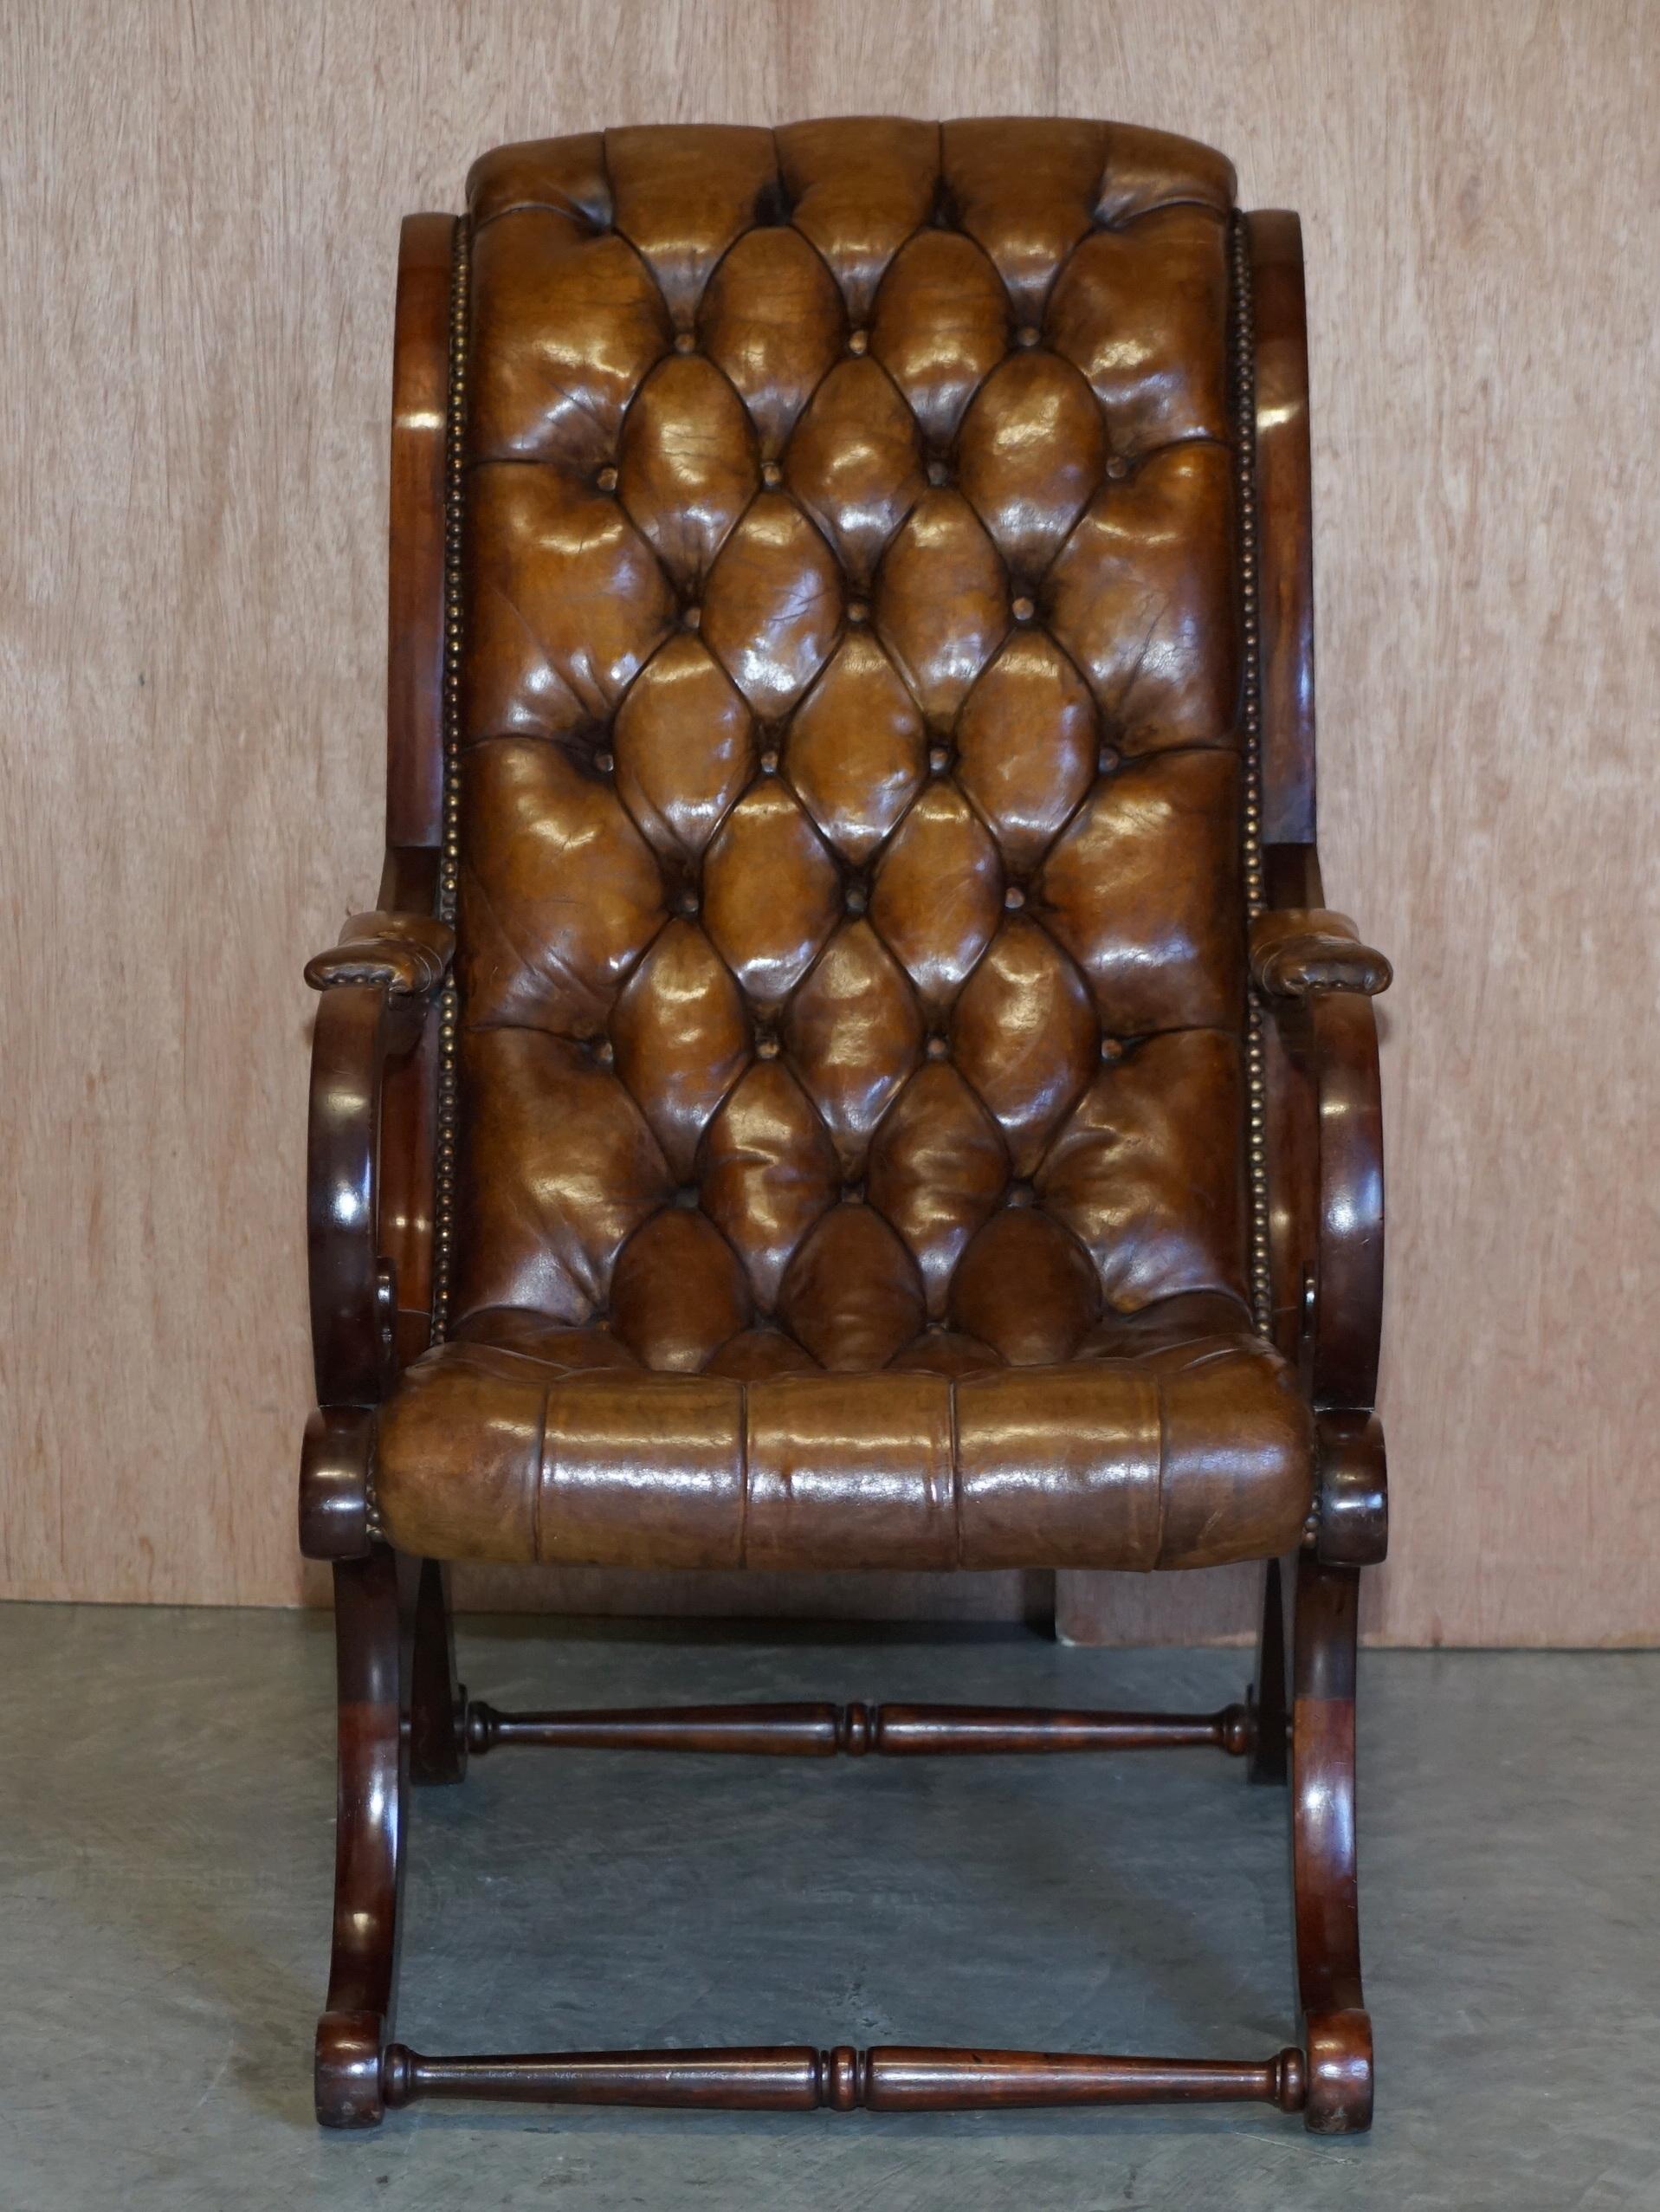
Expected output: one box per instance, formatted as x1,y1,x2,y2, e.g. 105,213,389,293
431,217,470,1342
1230,214,1274,1341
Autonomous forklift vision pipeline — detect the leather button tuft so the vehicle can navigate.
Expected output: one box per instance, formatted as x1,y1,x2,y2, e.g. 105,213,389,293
1005,1179,1035,1207
761,460,783,488
595,466,618,492
843,1181,866,1205
925,1034,949,1061
1106,454,1130,480
681,604,701,631
754,1030,779,1059
927,459,950,487
928,744,952,775
848,327,869,355
1003,884,1026,911
846,598,869,625
673,1185,701,1208
592,1038,614,1066
1011,596,1035,623
1101,1037,1124,1063
845,881,869,915
1016,325,1041,349
594,748,614,774
675,887,701,917
674,331,697,354
759,747,779,773
1098,744,1121,773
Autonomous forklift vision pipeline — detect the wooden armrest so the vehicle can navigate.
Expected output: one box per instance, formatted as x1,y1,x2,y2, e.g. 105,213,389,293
307,980,429,1411
304,970,437,1556
305,909,454,997
1251,909,1391,1000
1265,983,1387,1562
1275,985,1385,1419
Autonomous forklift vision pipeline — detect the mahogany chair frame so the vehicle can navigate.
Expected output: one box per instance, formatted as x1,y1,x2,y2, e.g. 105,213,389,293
301,209,1386,2132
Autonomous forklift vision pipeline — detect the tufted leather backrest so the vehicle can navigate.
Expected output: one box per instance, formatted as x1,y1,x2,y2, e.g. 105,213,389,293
449,119,1250,1379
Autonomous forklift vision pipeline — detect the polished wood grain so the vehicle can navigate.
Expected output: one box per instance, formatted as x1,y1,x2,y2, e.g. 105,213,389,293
378,2041,1308,2113
1247,210,1315,846
4,1,1656,1642
1289,1553,1372,2131
462,1699,1255,1756
384,2045,831,2112
384,215,452,852
311,1529,1347,2129
306,985,405,1410
314,1548,404,2128
1301,993,1385,1413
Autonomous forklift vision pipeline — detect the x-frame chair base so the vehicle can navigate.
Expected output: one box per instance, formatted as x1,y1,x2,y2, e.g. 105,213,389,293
315,1552,1372,2133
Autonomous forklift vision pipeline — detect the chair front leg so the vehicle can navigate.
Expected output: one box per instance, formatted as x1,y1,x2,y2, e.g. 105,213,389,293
315,1548,407,2128
1290,1551,1372,2132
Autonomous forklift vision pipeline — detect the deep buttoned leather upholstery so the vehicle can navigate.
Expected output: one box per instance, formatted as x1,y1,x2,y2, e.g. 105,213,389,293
374,119,1315,1571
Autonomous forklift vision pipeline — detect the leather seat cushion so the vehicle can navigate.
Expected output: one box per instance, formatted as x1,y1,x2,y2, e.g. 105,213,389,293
377,1293,1312,1570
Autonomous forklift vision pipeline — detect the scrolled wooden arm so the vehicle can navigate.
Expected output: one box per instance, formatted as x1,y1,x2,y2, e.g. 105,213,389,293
1263,971,1384,1410
1251,909,1391,1002
1246,214,1388,1570
306,853,444,1407
300,216,454,1565
306,910,454,998
1298,982,1385,1417
307,980,426,1412
1259,924,1387,1563
303,940,436,1556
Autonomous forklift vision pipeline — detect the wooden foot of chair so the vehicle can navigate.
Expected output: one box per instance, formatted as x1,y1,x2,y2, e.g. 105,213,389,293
315,1549,405,2128
1290,1553,1373,2133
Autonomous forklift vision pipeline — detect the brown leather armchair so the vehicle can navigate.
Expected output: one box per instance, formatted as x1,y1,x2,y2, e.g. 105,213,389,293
302,120,1391,2134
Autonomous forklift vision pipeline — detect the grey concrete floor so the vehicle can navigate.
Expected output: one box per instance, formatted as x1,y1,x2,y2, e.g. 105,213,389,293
3,1607,1657,2212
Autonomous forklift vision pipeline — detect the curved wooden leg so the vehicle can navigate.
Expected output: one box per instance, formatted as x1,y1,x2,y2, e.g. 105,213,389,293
409,1557,467,1786
315,1548,405,2128
1290,1553,1373,2133
1248,1556,1289,1785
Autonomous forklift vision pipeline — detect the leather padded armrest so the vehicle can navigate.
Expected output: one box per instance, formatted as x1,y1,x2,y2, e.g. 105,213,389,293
1250,908,1392,1000
305,910,454,997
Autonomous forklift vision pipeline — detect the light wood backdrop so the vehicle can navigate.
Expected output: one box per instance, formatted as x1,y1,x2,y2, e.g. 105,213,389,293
3,0,1656,1643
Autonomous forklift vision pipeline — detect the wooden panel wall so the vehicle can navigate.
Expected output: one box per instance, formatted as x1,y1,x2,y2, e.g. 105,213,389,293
3,0,1655,1642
